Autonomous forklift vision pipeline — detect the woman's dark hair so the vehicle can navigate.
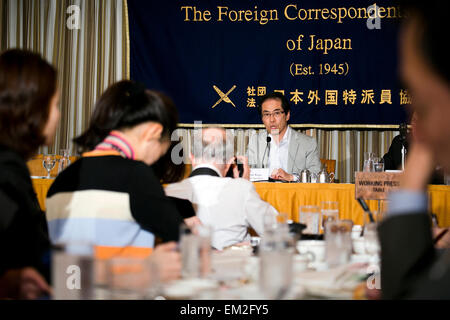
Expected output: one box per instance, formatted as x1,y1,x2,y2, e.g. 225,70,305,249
152,140,186,184
257,91,291,116
401,0,450,84
74,80,179,152
0,49,57,159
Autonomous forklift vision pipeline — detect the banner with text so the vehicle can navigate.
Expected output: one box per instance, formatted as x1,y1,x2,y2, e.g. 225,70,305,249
127,0,409,126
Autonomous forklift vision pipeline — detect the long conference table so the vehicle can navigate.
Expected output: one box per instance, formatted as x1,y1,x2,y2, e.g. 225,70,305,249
32,179,450,227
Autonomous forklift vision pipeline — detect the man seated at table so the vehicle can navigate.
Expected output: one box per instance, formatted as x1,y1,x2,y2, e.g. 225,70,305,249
165,127,278,250
247,92,321,182
382,111,445,184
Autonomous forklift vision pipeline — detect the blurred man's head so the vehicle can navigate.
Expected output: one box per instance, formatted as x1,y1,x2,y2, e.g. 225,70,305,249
400,1,450,172
191,127,235,175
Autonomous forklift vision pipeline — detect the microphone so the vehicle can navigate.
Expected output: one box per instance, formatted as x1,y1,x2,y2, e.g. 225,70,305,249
356,198,375,223
262,136,271,168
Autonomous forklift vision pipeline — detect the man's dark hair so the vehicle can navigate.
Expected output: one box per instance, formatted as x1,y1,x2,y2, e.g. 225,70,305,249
257,92,291,116
74,80,178,152
0,49,57,159
401,0,450,84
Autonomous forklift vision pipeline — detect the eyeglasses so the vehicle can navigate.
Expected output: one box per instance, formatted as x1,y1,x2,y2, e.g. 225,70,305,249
262,110,285,119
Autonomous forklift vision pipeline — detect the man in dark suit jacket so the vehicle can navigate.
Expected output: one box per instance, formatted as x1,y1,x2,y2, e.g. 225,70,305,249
383,114,445,184
383,134,408,171
378,1,450,299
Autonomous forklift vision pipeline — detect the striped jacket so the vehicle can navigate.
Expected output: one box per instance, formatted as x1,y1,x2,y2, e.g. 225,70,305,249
46,154,184,259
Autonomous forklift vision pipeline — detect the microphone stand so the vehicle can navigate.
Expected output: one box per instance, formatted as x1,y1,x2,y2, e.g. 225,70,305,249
262,136,271,169
399,123,407,171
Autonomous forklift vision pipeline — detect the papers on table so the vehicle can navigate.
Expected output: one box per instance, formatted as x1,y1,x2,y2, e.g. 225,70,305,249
250,168,269,182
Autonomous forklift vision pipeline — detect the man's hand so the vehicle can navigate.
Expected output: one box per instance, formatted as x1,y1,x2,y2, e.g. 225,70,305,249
233,155,250,180
151,242,181,282
401,141,435,192
0,267,51,299
270,168,293,181
184,216,202,229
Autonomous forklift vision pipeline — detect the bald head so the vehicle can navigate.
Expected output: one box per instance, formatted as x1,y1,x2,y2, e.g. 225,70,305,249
202,127,226,145
192,127,235,170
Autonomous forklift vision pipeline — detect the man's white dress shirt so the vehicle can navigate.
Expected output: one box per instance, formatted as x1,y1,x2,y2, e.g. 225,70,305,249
165,164,278,250
268,126,291,174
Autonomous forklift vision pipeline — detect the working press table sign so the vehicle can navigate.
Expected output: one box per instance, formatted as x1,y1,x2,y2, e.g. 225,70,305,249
355,172,402,200
127,0,408,126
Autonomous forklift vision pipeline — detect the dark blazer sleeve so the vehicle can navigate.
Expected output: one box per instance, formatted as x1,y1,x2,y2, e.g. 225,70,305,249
128,164,185,242
378,213,450,299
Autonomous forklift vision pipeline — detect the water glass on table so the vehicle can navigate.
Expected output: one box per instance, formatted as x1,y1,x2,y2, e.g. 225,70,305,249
259,232,295,299
363,152,375,172
373,158,385,172
58,149,71,174
325,220,353,268
364,223,381,256
299,205,321,235
106,256,156,299
42,154,56,178
52,243,94,299
320,201,339,232
179,224,212,279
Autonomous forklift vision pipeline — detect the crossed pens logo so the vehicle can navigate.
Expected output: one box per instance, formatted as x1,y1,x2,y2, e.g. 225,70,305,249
211,85,237,109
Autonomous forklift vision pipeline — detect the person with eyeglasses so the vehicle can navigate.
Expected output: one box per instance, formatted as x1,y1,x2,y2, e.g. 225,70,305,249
247,92,321,182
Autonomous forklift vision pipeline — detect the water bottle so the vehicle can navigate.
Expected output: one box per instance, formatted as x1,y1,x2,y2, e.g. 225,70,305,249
58,149,71,174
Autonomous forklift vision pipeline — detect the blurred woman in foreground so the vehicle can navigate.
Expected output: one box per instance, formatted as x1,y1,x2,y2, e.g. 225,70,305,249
0,49,60,299
46,80,195,282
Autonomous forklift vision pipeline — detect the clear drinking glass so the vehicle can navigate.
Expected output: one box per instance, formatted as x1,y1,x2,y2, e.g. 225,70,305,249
179,224,211,279
52,243,94,300
325,220,353,268
364,223,380,256
58,149,71,174
373,158,384,172
363,152,375,172
299,205,321,235
259,232,294,299
106,256,155,299
373,162,384,172
320,201,339,232
43,154,56,178
364,152,375,162
363,160,374,172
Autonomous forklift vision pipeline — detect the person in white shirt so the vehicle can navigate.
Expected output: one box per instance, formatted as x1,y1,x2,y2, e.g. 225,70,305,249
165,127,278,250
247,92,321,181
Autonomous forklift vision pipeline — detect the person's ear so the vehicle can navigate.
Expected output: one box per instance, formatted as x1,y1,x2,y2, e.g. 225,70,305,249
286,111,290,122
142,122,163,142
